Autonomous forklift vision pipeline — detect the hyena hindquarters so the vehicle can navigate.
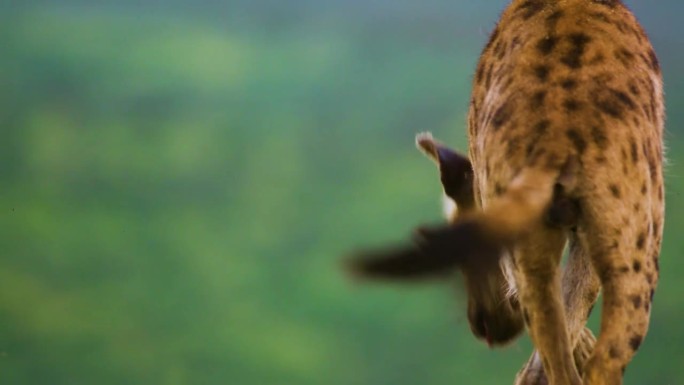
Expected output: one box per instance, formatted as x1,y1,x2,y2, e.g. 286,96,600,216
469,1,664,383
345,0,664,384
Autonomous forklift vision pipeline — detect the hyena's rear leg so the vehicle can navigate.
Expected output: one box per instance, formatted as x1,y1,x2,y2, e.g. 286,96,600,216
578,197,659,384
513,226,582,385
562,236,601,372
516,235,600,385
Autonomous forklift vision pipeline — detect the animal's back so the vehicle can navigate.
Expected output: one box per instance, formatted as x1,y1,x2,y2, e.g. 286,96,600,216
468,0,664,217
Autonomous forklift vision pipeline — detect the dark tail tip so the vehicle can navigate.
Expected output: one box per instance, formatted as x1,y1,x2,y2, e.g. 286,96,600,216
344,245,444,281
343,220,504,282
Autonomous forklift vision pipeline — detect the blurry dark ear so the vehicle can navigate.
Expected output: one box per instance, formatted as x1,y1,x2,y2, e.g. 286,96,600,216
415,133,475,210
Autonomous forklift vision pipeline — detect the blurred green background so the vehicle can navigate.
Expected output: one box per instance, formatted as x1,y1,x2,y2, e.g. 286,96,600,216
1,1,682,384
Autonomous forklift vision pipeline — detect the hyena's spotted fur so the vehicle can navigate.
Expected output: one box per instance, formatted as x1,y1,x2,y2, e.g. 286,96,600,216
346,1,664,384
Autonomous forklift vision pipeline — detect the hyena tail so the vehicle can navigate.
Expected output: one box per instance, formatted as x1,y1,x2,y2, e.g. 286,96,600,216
346,163,576,281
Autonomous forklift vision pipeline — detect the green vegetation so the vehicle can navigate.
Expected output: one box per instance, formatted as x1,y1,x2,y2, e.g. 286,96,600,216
1,2,683,384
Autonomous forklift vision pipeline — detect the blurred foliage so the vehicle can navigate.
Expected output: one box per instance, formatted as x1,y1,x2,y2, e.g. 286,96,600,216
0,1,683,384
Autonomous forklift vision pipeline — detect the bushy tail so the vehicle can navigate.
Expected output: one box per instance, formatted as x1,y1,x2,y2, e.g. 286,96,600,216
346,167,565,280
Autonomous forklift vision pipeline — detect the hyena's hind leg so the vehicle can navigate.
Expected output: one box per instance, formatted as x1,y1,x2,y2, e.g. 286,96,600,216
516,235,601,385
562,236,601,373
578,191,661,384
512,226,582,385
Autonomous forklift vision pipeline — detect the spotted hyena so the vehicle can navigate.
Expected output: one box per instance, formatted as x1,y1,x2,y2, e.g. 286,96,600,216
346,1,664,384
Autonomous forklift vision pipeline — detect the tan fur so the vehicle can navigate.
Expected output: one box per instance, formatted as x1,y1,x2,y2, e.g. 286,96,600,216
468,0,664,383
346,1,663,384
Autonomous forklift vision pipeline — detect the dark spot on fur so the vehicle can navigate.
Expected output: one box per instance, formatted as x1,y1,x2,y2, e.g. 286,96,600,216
566,128,587,154
534,64,551,82
609,346,621,359
590,11,611,23
616,20,629,34
647,49,660,72
511,36,522,50
648,156,658,183
629,335,643,351
593,89,625,119
476,64,485,85
658,184,664,201
593,0,620,8
484,63,494,88
630,295,642,309
642,103,652,121
594,72,615,85
636,232,646,250
609,184,621,198
484,27,500,52
529,148,546,166
630,138,639,163
615,47,636,66
534,119,551,136
561,33,591,69
561,78,578,90
650,288,655,302
612,89,637,110
641,182,647,195
530,90,547,109
506,136,522,158
621,147,629,163
633,260,642,272
537,35,558,55
591,126,608,149
494,183,506,196
517,0,545,20
492,101,513,130
628,81,641,96
546,10,564,27
494,40,506,59
526,120,550,156
563,98,582,112
618,266,630,274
